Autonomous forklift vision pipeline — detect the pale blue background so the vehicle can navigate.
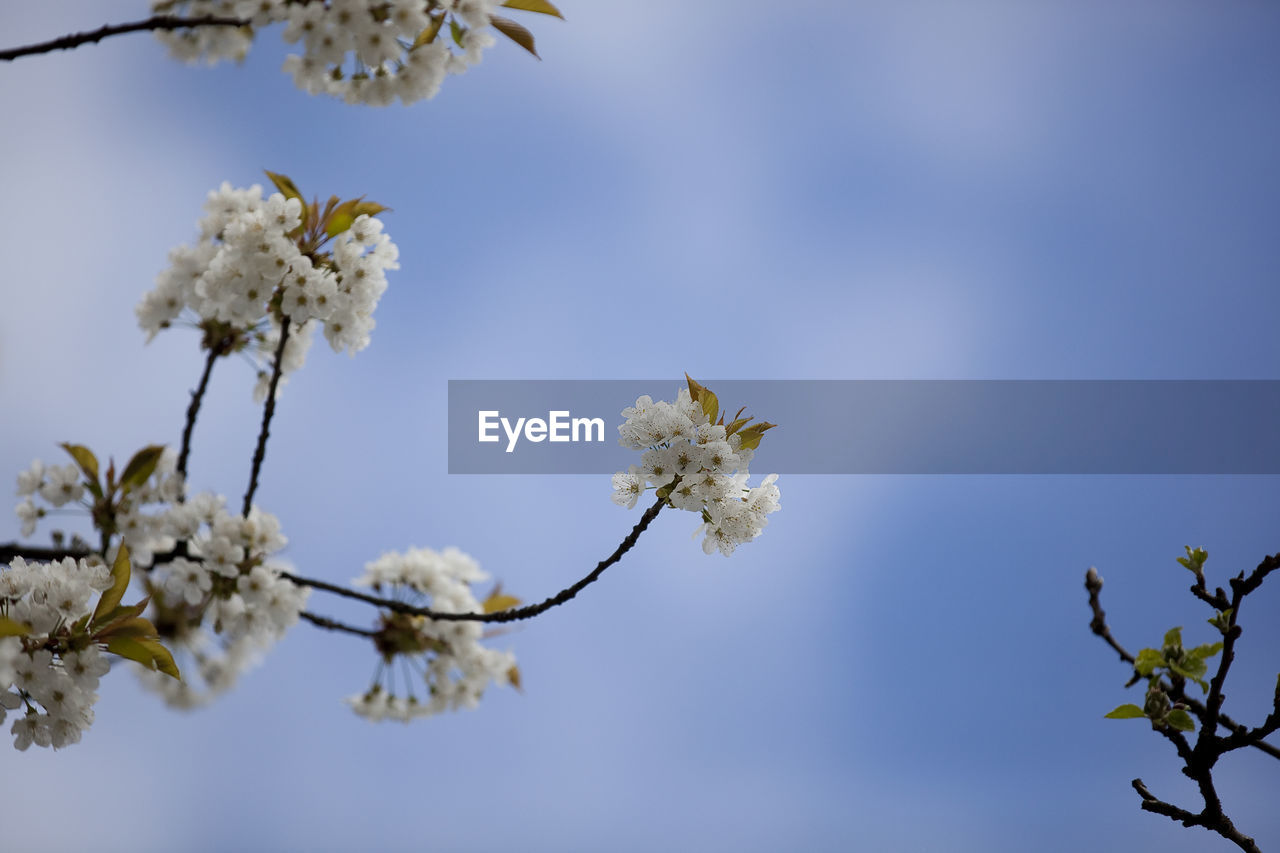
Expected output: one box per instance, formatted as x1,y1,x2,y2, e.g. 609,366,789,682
1,2,1277,850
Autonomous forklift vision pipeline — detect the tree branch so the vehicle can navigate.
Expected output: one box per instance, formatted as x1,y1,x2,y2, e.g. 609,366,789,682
177,343,224,484
0,543,94,564
1085,567,1135,665
300,610,379,639
4,494,666,626
282,495,666,624
0,15,250,63
1088,553,1278,852
1131,779,1261,853
243,319,291,516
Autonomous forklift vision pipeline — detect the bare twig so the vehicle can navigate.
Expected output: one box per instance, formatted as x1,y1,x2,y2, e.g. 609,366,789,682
243,319,291,516
1085,567,1135,665
177,342,226,484
0,15,249,62
300,611,379,638
3,494,666,628
282,495,666,624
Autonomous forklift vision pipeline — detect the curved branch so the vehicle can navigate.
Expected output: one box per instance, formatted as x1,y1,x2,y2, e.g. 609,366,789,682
1085,568,1135,664
282,495,666,624
177,343,223,484
3,494,666,625
0,15,250,63
243,318,291,516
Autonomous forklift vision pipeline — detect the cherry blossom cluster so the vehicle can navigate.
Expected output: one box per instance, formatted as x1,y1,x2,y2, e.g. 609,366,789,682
611,383,781,556
0,557,113,750
16,459,90,538
131,496,309,708
12,450,308,712
136,182,398,398
152,0,505,106
347,546,518,722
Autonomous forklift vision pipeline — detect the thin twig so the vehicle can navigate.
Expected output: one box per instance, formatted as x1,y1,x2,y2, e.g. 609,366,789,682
243,319,291,516
0,15,249,62
177,344,223,484
300,610,379,638
1085,567,1135,664
3,494,666,625
282,495,666,624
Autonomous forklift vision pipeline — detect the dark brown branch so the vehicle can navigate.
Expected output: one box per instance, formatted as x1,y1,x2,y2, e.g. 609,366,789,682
1239,552,1280,597
300,610,379,638
1089,554,1278,852
1189,700,1280,762
1086,566,1279,757
243,319,291,516
281,495,666,624
0,15,250,62
1131,779,1261,853
5,493,666,626
177,344,223,483
1085,567,1135,665
1196,578,1247,754
0,543,93,564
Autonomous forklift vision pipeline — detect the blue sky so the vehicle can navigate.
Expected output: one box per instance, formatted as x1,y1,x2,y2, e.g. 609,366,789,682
1,2,1277,850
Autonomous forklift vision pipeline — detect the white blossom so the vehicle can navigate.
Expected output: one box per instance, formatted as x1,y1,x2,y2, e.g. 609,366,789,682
611,387,781,556
348,546,516,721
1,558,109,750
154,0,509,106
136,185,398,400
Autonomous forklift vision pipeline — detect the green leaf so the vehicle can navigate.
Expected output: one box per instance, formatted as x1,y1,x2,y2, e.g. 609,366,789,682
685,374,708,404
1105,704,1146,719
350,201,389,219
1189,642,1224,661
106,636,181,680
501,0,564,18
1166,709,1196,732
91,599,151,631
735,422,777,452
1163,626,1183,649
264,170,304,205
489,14,540,58
450,18,465,48
1208,609,1233,633
1134,648,1165,677
0,615,33,637
412,14,445,49
93,545,132,622
96,616,161,640
323,198,389,238
325,200,358,238
119,445,166,493
59,442,99,483
1169,657,1209,686
1176,546,1208,575
482,589,522,614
